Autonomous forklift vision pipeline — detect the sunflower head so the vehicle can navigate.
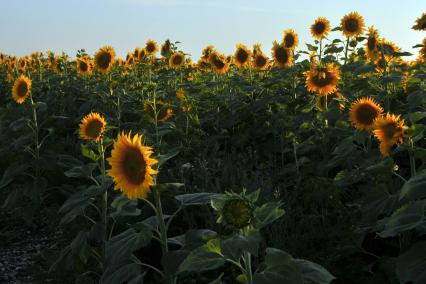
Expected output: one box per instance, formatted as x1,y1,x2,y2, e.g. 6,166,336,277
144,101,174,123
373,113,408,156
107,132,158,200
419,37,426,63
340,12,365,37
253,51,270,70
282,29,299,50
176,88,186,101
413,13,426,31
145,39,158,56
161,39,172,57
94,46,116,75
365,26,380,61
305,63,341,96
310,17,330,39
349,97,383,131
379,39,400,59
222,198,253,228
234,44,252,68
201,45,215,62
79,112,107,142
271,41,293,68
76,57,93,75
169,52,185,68
12,75,32,104
209,51,230,74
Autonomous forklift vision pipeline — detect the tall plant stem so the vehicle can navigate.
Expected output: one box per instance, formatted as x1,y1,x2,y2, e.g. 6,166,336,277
319,39,323,62
409,139,416,177
29,93,40,182
343,37,350,65
98,139,108,259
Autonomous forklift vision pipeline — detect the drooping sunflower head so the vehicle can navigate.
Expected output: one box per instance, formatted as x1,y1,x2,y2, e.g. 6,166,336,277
94,46,116,75
144,101,174,123
76,57,93,75
169,52,185,68
107,132,158,200
209,51,230,74
161,39,172,57
201,45,215,63
310,17,330,39
413,13,426,31
271,41,293,68
305,63,341,96
234,44,252,68
365,26,380,61
12,75,32,104
253,51,270,70
349,97,383,131
145,39,158,56
282,29,299,50
340,12,365,37
379,39,400,59
79,112,107,142
373,113,408,156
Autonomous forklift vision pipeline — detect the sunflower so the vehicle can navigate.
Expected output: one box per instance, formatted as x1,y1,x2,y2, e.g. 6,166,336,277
138,48,147,61
349,97,383,131
282,29,299,50
144,101,174,123
419,38,426,63
373,113,408,156
340,12,365,37
161,39,172,57
126,53,135,66
76,57,93,75
94,46,116,75
176,88,186,101
107,132,158,200
271,41,293,68
305,63,340,96
234,44,251,68
201,45,215,63
379,39,399,59
145,39,158,56
209,51,230,74
12,75,32,104
252,51,269,70
310,17,330,39
365,26,380,61
79,112,107,142
222,198,253,228
413,13,426,31
169,52,185,68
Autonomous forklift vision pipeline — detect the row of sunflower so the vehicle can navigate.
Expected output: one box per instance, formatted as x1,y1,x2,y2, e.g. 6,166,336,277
0,11,425,284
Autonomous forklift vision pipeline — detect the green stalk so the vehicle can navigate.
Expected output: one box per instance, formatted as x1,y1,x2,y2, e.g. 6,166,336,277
243,251,253,284
409,139,416,177
98,139,108,259
343,37,350,65
319,38,323,62
29,91,41,206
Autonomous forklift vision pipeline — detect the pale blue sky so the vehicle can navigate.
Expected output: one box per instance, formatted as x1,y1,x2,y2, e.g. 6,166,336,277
1,0,424,60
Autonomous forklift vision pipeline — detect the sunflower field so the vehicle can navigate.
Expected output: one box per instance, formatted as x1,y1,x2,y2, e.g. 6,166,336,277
0,11,426,284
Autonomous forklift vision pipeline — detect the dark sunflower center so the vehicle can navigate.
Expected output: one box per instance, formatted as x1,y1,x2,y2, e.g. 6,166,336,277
223,199,252,228
213,58,225,69
236,49,249,64
312,71,334,87
355,104,378,125
122,147,147,185
79,61,88,72
172,54,183,65
315,22,326,34
146,43,155,53
97,52,112,70
17,81,28,97
86,120,103,138
382,123,398,140
367,37,377,50
284,35,295,48
255,55,267,68
275,46,289,64
345,18,359,33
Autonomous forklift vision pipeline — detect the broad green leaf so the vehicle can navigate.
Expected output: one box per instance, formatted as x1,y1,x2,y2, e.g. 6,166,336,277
106,228,152,263
0,162,29,189
64,163,97,178
295,259,335,284
396,241,426,284
100,261,143,284
178,244,225,273
253,202,285,229
400,170,426,201
175,192,222,206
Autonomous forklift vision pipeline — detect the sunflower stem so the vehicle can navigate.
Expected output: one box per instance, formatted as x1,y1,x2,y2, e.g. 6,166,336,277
343,37,350,65
409,139,416,177
98,138,108,260
29,91,41,207
319,39,323,62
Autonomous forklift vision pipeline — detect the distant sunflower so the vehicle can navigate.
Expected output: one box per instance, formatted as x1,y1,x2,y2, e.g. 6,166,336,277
282,29,299,50
271,41,293,68
94,46,116,75
76,57,93,75
144,101,173,123
209,51,229,74
133,48,141,60
126,53,135,65
379,39,399,59
253,51,270,70
419,38,426,63
349,97,383,131
161,40,172,57
201,45,215,63
169,52,185,68
310,17,330,39
305,63,340,96
340,12,365,37
176,88,186,101
79,112,107,142
365,26,380,61
138,48,147,61
412,13,426,31
107,132,158,200
373,113,408,156
145,39,158,56
234,44,252,68
12,75,32,104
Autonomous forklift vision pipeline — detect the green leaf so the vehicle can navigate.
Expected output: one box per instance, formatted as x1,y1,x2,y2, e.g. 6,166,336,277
110,195,141,218
407,124,425,142
157,148,180,168
396,241,426,284
253,202,285,229
100,261,143,284
221,230,261,260
306,44,318,52
64,163,97,178
353,63,376,75
295,259,335,284
379,200,426,237
0,162,29,189
81,144,100,161
253,248,303,284
175,192,222,206
409,112,426,123
177,243,225,273
106,228,152,263
400,170,426,201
